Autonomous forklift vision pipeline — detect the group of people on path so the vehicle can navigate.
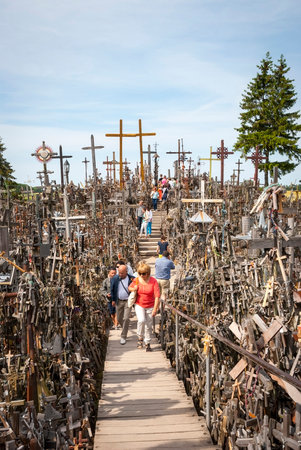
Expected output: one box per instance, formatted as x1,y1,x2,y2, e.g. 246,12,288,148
136,176,173,236
102,248,175,352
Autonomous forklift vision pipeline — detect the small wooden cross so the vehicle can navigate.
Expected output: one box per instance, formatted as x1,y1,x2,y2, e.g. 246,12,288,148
247,145,267,187
82,157,89,186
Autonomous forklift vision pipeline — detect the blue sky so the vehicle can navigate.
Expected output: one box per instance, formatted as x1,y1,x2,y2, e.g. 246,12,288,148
1,0,301,185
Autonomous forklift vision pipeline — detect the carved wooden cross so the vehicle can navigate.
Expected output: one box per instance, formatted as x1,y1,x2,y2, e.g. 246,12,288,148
106,120,136,188
82,135,104,184
199,146,219,180
211,140,233,192
247,145,267,187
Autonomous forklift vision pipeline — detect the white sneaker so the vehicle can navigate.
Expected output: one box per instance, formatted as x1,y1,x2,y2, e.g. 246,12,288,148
120,338,126,345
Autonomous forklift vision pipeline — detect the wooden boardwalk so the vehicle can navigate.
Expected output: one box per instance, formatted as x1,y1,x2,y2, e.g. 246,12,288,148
94,318,217,450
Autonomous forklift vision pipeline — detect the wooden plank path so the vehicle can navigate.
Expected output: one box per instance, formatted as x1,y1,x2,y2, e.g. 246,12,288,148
94,318,218,449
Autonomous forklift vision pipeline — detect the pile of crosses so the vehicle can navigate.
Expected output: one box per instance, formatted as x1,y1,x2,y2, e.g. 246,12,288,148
0,177,139,448
160,180,301,448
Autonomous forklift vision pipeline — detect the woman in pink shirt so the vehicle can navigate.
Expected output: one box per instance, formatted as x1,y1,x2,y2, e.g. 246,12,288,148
129,263,160,351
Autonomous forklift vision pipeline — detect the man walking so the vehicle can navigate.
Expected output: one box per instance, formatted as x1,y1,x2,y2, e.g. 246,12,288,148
136,200,145,231
111,264,135,345
155,251,175,300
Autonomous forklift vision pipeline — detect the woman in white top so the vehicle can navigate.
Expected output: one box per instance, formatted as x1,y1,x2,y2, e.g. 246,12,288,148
146,207,152,237
140,208,149,237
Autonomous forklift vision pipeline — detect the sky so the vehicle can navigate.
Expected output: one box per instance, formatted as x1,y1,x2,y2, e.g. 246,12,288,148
0,0,301,186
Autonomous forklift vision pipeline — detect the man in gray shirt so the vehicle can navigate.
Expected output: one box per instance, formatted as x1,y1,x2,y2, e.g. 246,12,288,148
136,200,145,231
155,251,175,300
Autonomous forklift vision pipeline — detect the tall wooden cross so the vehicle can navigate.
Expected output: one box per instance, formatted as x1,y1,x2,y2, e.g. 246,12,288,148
143,144,156,177
166,139,191,181
234,158,244,186
199,146,219,180
82,157,89,186
211,140,234,192
82,135,104,184
106,120,136,188
247,145,267,187
52,145,72,191
135,119,156,182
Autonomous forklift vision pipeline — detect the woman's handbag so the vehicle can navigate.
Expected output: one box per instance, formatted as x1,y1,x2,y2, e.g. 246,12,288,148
127,278,139,308
127,290,137,308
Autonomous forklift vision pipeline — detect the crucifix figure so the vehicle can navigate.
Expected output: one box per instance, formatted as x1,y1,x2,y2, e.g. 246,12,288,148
106,120,136,188
82,157,90,186
52,145,72,191
247,145,267,187
234,158,244,186
82,135,104,184
135,119,156,183
199,146,219,181
211,140,234,192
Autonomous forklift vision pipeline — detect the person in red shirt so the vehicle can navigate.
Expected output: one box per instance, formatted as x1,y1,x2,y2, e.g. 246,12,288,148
129,263,160,352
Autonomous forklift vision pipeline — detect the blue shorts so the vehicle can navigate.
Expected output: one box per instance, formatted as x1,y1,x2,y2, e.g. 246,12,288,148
108,302,116,315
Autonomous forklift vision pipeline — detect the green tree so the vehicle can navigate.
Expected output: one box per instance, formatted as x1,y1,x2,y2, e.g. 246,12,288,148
234,53,301,185
0,137,14,185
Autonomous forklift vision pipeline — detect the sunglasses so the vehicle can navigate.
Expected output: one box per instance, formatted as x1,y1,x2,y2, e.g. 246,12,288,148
138,272,148,276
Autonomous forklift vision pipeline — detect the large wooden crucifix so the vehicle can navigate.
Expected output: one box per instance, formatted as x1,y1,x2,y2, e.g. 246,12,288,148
82,157,89,186
234,158,244,186
52,145,72,191
247,145,267,187
106,120,137,188
82,135,104,184
199,146,219,180
135,119,156,183
211,140,234,192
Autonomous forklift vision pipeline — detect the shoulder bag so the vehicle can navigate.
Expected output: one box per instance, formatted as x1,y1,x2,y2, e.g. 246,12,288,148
128,278,138,308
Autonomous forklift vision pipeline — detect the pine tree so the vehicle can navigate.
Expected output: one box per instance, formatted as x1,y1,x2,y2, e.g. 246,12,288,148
0,137,14,185
234,53,301,185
